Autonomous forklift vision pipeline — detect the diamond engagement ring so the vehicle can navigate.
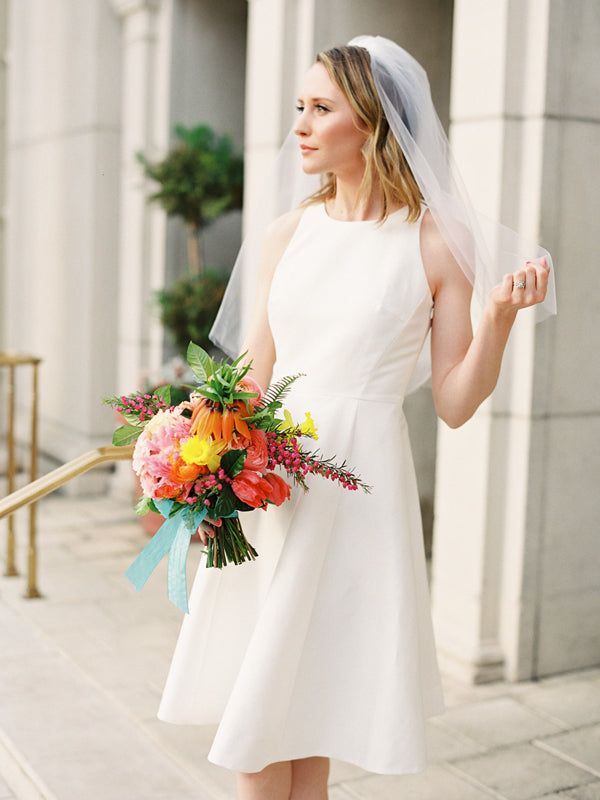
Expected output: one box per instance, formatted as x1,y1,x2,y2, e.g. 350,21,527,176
514,280,526,289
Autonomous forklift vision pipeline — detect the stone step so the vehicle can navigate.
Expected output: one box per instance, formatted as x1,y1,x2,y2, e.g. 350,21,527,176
0,602,212,800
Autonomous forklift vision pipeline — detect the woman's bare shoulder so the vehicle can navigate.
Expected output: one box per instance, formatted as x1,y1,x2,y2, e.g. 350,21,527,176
419,208,451,261
265,206,305,249
259,206,306,278
419,208,470,295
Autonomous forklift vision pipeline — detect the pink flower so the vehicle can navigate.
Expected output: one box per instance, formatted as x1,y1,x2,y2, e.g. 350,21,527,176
132,407,196,501
244,429,269,471
231,469,273,508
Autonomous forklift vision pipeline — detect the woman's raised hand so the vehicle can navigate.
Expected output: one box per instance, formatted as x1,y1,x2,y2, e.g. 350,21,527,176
490,257,550,314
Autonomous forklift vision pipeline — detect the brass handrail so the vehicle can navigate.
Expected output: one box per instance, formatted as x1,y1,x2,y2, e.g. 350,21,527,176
0,445,135,519
0,444,134,596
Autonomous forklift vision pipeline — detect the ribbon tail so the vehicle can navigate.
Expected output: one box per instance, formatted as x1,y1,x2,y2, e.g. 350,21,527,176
167,507,208,613
167,522,193,613
125,515,180,593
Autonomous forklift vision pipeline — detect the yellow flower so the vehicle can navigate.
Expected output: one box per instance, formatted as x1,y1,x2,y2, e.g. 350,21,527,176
279,409,318,440
180,436,225,473
299,411,318,439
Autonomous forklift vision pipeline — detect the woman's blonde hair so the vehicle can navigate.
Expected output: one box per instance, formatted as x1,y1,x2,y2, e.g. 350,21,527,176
305,45,423,224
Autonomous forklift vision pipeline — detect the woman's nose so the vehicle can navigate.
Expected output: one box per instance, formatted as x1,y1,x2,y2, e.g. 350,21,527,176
294,111,310,137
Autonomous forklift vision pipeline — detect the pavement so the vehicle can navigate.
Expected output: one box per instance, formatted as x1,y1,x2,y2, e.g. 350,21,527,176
0,491,599,800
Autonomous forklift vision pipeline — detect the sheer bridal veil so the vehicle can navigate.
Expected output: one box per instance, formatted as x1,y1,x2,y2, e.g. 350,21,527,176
210,35,556,368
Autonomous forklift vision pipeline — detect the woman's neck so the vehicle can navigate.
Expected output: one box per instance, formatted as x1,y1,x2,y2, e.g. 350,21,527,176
326,175,391,222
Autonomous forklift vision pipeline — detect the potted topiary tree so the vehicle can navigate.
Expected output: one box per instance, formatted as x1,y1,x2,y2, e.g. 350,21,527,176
138,123,243,353
133,124,243,535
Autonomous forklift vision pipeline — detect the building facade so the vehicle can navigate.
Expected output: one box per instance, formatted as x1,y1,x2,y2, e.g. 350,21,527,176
1,0,598,682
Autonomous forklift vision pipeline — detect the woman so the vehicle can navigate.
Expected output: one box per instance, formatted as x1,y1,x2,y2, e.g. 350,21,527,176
159,37,553,800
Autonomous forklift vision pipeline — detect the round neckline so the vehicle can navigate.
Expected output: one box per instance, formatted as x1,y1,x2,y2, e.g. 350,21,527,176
320,202,408,224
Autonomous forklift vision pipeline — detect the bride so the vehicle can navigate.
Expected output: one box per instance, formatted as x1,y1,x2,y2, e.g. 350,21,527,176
159,36,554,800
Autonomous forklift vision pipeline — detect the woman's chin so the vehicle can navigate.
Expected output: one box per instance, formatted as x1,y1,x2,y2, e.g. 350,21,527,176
300,161,323,175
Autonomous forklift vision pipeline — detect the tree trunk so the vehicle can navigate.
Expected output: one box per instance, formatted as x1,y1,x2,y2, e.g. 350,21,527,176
187,226,204,274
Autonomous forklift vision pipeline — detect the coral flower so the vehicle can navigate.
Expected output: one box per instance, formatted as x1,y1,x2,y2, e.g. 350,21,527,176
244,429,269,471
236,376,263,409
264,472,291,506
231,469,273,508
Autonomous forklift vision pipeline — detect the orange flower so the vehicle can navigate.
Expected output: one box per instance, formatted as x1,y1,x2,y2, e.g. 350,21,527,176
227,401,252,441
190,398,222,440
169,456,204,484
191,397,251,443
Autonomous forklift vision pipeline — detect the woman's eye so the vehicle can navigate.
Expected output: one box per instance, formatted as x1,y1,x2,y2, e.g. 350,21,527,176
316,104,329,113
295,104,305,113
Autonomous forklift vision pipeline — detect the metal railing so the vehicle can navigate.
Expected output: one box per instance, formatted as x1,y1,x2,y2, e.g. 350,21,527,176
1,349,134,597
1,351,41,596
0,444,134,597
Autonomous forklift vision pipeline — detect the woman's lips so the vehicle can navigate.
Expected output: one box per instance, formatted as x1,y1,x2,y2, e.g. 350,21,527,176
300,145,317,154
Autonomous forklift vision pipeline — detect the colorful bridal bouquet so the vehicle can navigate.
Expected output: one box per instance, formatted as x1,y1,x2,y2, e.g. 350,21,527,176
105,343,369,612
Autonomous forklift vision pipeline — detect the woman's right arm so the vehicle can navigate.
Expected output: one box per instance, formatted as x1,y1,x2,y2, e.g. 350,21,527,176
239,207,304,390
197,209,303,546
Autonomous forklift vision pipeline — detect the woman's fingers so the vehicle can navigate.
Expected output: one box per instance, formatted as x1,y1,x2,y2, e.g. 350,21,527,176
196,522,217,547
519,258,549,305
494,257,550,310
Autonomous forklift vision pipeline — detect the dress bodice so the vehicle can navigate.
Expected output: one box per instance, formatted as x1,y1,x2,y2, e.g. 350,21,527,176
268,203,433,401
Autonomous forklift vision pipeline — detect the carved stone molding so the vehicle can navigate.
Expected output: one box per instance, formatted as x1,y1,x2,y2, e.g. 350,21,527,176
110,0,161,18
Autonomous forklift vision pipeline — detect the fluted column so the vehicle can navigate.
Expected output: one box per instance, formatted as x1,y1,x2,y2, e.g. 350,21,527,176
432,0,600,681
110,0,169,392
0,0,8,352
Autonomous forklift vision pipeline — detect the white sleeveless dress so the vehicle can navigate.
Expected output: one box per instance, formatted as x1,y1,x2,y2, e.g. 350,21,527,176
158,202,444,775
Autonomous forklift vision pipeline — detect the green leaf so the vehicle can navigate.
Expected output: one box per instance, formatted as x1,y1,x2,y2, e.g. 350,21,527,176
187,341,211,383
135,495,156,516
213,485,245,518
154,384,171,405
196,386,221,403
112,424,144,446
220,449,246,478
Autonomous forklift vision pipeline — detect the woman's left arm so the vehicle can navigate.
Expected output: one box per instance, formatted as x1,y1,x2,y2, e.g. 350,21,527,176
421,210,550,428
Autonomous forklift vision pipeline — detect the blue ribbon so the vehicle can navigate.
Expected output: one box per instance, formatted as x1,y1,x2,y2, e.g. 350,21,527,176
125,499,208,613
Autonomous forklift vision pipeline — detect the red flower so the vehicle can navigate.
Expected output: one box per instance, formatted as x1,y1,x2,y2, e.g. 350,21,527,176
264,472,291,506
244,429,269,471
231,469,273,508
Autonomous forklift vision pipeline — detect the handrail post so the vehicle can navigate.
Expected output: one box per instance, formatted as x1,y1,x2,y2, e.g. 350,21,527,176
25,359,41,598
4,363,18,576
1,352,42,596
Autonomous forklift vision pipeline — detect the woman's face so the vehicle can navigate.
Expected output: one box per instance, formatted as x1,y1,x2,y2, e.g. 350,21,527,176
294,62,368,179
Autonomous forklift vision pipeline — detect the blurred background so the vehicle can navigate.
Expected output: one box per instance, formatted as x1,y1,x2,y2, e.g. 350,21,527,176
0,0,598,685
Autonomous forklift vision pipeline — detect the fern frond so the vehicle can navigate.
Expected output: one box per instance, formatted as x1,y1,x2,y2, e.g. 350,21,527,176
257,373,304,410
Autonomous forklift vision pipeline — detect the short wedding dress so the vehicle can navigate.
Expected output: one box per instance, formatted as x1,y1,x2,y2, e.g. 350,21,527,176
158,202,444,775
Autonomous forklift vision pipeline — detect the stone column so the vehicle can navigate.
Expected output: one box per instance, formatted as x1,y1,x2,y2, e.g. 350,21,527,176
431,0,600,682
110,0,169,392
4,0,121,488
0,0,7,352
